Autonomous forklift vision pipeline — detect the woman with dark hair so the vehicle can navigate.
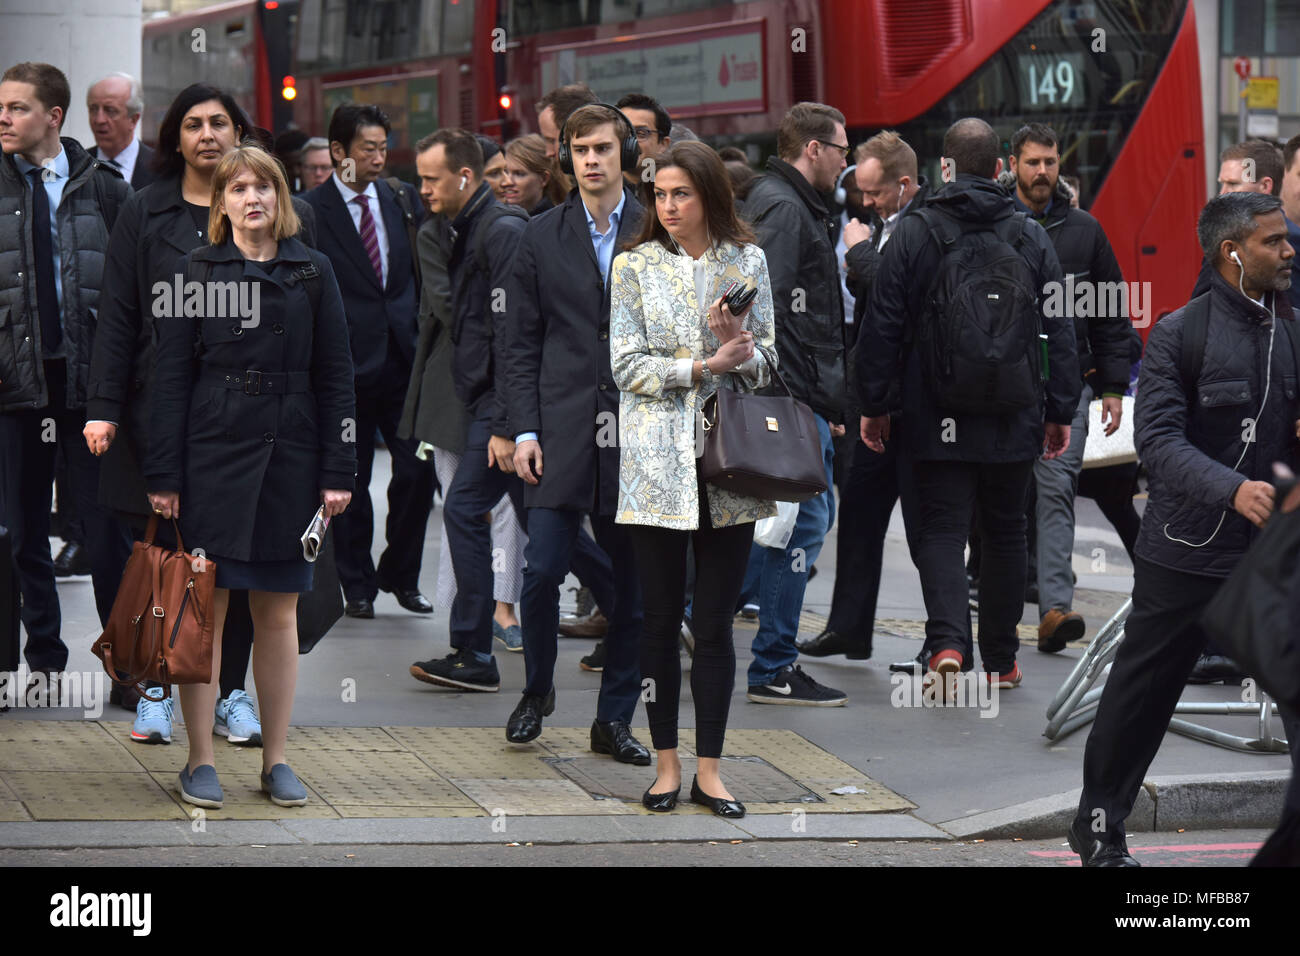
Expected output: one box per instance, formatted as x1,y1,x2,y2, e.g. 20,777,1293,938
85,83,315,746
502,134,566,214
609,141,777,817
146,146,354,808
476,134,508,202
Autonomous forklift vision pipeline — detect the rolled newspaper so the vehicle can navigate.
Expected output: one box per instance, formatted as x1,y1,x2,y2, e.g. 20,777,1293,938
301,505,330,562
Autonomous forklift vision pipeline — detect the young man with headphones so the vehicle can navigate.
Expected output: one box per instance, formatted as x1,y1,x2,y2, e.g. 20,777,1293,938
1068,191,1300,866
503,104,652,762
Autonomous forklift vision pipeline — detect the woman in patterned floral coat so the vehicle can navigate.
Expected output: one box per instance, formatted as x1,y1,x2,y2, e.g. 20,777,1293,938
609,141,776,818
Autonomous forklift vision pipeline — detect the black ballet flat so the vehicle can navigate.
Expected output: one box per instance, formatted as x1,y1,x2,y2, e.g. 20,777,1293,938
641,785,680,812
690,775,745,818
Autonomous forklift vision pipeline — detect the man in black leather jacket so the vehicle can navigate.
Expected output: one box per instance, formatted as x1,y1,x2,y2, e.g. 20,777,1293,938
1069,192,1300,866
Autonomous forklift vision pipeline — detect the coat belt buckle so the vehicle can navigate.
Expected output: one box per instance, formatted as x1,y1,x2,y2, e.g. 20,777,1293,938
243,369,262,395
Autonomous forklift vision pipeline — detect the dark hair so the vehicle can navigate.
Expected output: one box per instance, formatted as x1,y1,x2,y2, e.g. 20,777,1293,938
724,160,757,199
1197,192,1284,263
630,141,755,252
716,146,748,164
2,62,71,129
615,92,671,140
153,84,251,180
535,83,598,126
942,117,1001,179
1221,140,1285,196
776,102,845,162
1011,122,1060,158
414,127,484,178
1286,133,1300,176
327,103,392,161
474,133,502,164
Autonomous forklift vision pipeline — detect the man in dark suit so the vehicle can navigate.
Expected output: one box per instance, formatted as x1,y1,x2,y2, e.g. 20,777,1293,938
86,73,155,189
302,103,434,618
504,103,649,764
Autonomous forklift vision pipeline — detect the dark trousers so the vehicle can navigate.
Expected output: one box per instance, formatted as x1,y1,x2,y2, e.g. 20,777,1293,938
629,480,753,757
1077,462,1141,561
521,508,640,723
334,349,435,601
913,458,1033,673
1074,557,1281,840
828,425,922,652
443,413,526,655
0,361,131,669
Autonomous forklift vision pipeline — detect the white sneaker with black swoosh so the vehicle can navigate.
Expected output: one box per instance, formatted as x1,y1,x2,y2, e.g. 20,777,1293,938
747,664,848,706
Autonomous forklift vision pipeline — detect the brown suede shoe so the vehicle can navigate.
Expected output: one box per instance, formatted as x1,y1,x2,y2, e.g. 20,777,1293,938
1038,609,1085,653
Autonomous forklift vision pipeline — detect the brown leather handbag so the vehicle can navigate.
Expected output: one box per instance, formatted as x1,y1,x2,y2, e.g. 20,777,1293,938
700,366,829,503
92,516,217,694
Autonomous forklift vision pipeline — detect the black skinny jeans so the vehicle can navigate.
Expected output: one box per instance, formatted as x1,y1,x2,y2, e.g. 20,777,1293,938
628,480,754,758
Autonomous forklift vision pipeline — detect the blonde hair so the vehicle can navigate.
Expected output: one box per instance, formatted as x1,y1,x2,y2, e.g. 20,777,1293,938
209,144,300,245
505,133,566,205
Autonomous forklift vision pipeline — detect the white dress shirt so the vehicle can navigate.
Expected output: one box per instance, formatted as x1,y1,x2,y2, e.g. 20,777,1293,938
99,137,140,185
332,172,390,287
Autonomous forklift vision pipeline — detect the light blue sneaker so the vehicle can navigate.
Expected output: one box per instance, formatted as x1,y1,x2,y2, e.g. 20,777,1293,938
178,764,223,809
130,686,174,744
260,763,308,807
214,689,263,746
493,619,524,653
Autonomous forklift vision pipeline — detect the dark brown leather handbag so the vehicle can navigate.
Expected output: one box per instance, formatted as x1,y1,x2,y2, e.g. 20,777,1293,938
92,516,217,693
700,366,829,503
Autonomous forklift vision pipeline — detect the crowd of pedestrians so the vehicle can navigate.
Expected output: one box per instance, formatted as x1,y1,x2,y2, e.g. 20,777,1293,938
2,60,1298,857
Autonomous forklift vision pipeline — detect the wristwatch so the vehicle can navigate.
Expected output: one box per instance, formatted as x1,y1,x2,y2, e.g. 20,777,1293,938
700,356,718,389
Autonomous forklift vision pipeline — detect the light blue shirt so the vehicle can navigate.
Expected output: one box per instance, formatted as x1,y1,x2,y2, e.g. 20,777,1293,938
14,146,68,313
516,191,627,448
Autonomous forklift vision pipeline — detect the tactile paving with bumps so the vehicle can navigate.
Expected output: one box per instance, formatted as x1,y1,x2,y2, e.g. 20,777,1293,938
0,721,911,819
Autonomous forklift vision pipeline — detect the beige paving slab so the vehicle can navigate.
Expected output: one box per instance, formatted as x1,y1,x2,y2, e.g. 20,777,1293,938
449,778,634,816
386,726,565,779
2,770,188,820
286,726,407,750
293,751,476,808
0,720,143,772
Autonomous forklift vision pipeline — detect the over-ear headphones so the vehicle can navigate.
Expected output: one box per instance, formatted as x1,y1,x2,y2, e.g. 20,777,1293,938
557,103,641,176
833,164,856,206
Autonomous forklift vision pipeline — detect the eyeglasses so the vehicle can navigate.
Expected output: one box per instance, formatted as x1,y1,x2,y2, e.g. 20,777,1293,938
632,127,658,142
815,139,850,158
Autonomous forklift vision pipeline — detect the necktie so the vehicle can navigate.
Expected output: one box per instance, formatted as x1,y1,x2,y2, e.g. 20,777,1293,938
353,194,383,284
26,168,61,354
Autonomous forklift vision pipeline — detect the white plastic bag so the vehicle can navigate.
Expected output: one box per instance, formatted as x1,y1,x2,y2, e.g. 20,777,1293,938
753,500,799,550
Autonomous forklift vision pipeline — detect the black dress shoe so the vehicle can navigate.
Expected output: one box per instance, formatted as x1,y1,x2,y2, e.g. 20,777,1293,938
641,784,680,812
344,599,374,619
797,628,871,660
53,541,90,577
1187,653,1246,685
590,719,651,765
506,688,556,743
1068,817,1140,867
690,775,745,818
109,682,141,711
889,651,928,675
377,578,433,614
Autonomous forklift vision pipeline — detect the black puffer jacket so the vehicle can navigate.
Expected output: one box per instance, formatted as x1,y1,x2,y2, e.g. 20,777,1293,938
0,136,130,411
857,174,1080,462
744,157,847,421
1135,270,1300,577
999,172,1131,395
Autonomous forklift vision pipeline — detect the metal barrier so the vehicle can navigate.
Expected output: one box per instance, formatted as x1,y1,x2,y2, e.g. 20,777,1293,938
1044,597,1289,754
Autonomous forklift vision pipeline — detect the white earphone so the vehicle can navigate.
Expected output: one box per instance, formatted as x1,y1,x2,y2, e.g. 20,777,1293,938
459,175,467,191
1231,250,1242,267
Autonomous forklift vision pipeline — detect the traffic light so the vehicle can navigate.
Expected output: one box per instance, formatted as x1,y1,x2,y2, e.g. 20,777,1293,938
281,74,296,101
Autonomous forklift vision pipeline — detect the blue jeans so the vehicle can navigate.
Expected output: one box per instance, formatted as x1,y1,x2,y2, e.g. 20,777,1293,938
745,415,836,686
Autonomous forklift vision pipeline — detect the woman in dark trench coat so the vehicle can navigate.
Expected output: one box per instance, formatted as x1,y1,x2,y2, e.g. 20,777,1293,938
85,83,317,741
144,145,355,809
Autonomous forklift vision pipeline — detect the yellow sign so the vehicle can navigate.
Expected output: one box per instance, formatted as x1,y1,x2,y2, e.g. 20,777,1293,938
1246,77,1279,111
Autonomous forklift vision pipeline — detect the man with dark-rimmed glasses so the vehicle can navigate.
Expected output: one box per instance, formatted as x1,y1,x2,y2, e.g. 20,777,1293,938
615,92,671,187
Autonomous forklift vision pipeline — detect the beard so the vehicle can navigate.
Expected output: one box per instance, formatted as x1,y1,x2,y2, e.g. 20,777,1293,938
1019,174,1055,201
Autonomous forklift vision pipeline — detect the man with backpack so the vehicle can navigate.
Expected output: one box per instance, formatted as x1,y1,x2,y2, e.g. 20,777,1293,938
407,129,527,693
857,117,1080,692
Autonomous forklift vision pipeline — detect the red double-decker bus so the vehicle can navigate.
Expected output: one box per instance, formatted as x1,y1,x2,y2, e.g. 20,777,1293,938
144,0,1204,326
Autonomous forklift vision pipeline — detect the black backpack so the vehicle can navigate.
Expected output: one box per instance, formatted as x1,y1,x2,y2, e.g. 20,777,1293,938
913,207,1044,412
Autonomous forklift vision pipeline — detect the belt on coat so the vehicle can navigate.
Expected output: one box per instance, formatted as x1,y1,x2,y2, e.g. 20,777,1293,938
199,367,312,396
